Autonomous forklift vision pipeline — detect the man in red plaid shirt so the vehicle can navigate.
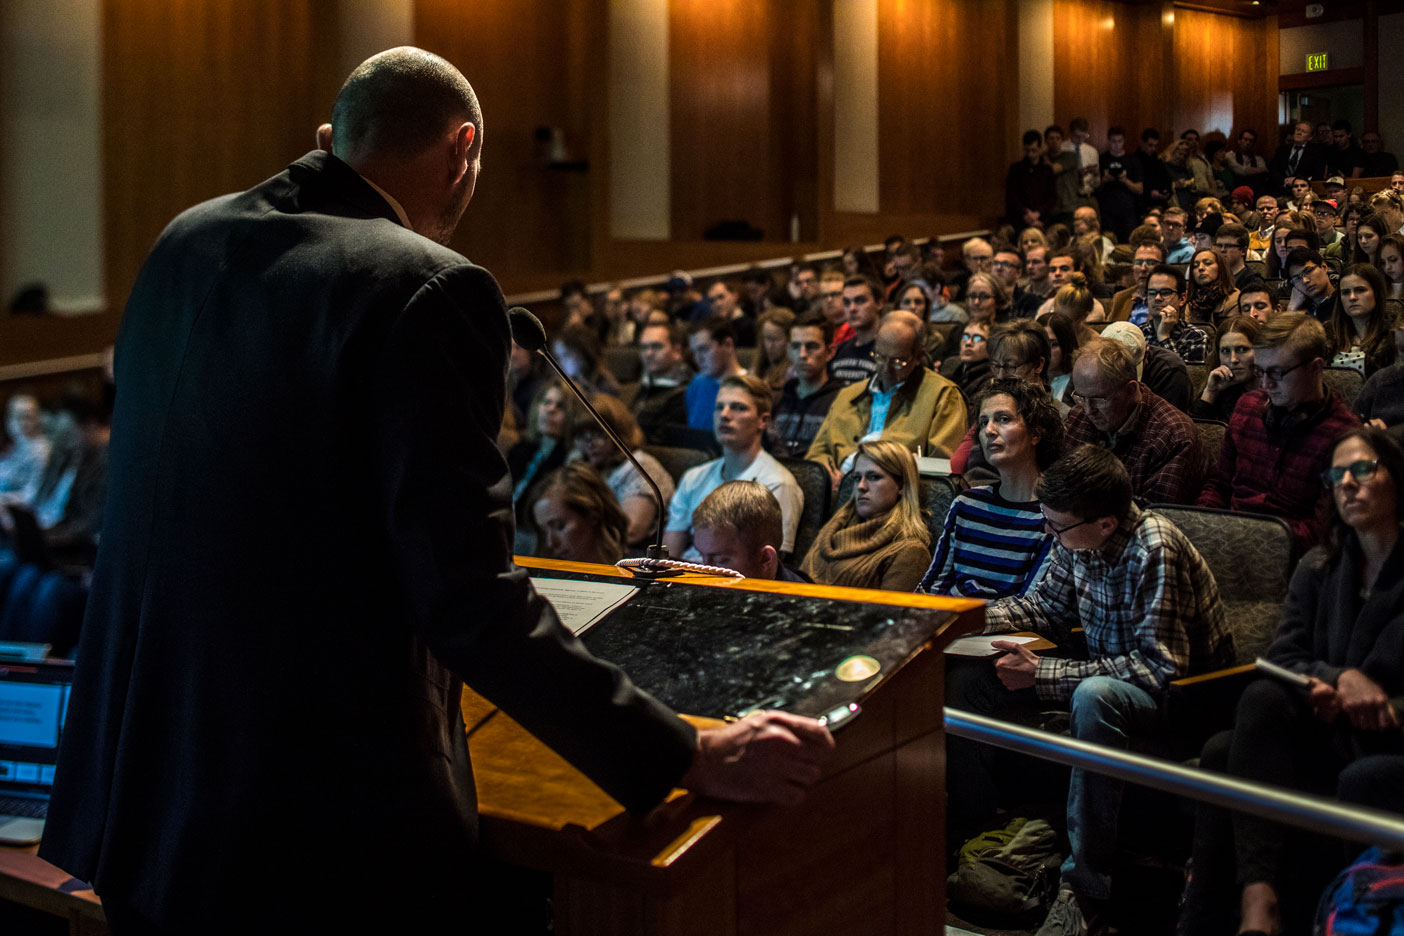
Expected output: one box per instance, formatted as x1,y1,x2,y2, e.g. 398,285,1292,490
1198,312,1358,552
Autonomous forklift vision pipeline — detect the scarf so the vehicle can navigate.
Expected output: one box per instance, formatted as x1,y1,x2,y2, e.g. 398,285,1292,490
1187,285,1226,324
801,511,923,590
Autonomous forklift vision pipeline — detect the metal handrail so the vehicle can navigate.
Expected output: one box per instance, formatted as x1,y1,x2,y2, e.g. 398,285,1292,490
945,707,1404,851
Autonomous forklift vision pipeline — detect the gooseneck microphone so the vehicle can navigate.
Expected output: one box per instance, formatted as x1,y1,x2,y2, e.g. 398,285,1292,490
507,307,671,562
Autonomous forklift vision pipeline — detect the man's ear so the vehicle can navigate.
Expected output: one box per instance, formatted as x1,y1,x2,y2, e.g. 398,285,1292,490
759,544,779,579
451,121,476,180
316,123,334,153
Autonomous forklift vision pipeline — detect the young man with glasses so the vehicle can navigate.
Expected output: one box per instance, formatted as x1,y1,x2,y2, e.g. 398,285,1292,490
1198,312,1359,551
807,314,966,488
946,443,1231,936
1140,265,1208,364
1062,337,1203,504
1109,241,1166,324
1214,223,1265,291
1284,247,1339,322
1162,208,1195,263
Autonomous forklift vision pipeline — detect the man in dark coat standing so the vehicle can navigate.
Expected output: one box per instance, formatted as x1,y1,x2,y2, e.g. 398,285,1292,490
40,47,831,932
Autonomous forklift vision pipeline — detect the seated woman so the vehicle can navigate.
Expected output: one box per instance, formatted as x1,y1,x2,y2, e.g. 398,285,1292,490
1050,273,1100,341
942,319,993,402
551,322,621,397
0,394,51,506
950,320,1063,479
1379,234,1404,300
1357,327,1404,431
507,379,578,529
1038,310,1080,405
1327,263,1397,378
1185,247,1240,328
754,308,796,392
919,378,1063,599
1192,314,1260,422
572,394,675,550
800,439,932,592
530,461,630,566
1180,426,1404,936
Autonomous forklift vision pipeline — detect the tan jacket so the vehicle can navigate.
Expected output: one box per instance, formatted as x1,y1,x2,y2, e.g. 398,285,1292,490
806,368,968,469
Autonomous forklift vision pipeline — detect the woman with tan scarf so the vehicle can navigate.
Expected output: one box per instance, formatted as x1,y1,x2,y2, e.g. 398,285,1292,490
800,440,932,591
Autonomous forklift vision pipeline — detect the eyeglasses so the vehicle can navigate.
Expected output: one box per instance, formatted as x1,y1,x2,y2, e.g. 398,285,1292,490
966,292,995,302
988,359,1029,375
1252,359,1311,382
1042,512,1095,536
1132,258,1158,268
1147,287,1178,299
872,353,911,370
1214,242,1243,252
1321,459,1379,487
1071,383,1129,407
960,334,987,344
1289,264,1322,285
991,259,1020,270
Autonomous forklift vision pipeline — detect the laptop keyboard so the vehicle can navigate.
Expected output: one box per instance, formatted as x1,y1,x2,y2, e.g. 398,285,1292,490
0,796,48,819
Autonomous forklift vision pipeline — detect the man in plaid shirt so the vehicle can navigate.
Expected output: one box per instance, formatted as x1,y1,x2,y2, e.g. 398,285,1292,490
1198,312,1358,553
1063,337,1204,505
946,444,1232,936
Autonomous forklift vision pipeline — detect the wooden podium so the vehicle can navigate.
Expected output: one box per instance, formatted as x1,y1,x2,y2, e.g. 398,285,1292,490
463,557,985,936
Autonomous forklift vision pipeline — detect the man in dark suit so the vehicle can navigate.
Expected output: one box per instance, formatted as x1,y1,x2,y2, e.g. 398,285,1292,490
40,47,831,932
1269,120,1329,191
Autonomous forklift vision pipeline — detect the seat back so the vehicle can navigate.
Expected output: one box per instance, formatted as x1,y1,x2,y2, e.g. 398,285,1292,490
1322,366,1364,409
602,345,642,384
736,346,758,371
919,474,964,545
641,445,713,484
1245,260,1268,278
776,457,832,560
1148,504,1295,663
1193,419,1228,478
1185,363,1209,402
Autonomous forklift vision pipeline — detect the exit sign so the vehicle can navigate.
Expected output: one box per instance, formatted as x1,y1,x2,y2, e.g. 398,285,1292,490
1307,52,1330,71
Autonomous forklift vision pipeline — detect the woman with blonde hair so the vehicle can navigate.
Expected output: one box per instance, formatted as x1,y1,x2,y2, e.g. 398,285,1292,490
1052,272,1099,338
1018,227,1048,255
963,271,1011,324
531,462,630,566
801,440,932,592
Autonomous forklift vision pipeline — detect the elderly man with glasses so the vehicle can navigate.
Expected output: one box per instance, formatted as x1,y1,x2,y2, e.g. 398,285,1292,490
806,313,966,489
1199,312,1359,552
1062,337,1203,505
945,443,1232,936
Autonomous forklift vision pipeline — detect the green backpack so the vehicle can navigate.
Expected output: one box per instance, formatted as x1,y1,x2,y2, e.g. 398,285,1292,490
947,817,1064,922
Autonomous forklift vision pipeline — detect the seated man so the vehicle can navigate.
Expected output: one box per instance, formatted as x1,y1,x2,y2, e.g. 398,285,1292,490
1284,246,1339,322
1063,336,1204,504
626,320,694,444
769,313,842,458
1101,320,1193,413
1020,245,1054,300
1214,223,1265,292
684,317,746,431
818,270,855,346
1198,312,1358,552
1140,264,1208,365
1238,284,1277,325
1036,250,1107,320
830,275,885,384
690,480,808,581
947,444,1232,936
807,313,968,486
1163,207,1195,263
664,374,803,561
1108,240,1166,325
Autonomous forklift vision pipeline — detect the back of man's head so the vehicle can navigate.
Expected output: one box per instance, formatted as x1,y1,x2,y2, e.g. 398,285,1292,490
332,48,481,164
1038,444,1133,521
691,481,784,577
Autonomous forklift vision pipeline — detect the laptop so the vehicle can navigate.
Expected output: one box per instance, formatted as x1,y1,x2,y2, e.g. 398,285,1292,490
0,660,74,845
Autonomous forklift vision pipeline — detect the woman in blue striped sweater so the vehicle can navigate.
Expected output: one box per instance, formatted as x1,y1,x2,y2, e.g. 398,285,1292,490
919,378,1065,598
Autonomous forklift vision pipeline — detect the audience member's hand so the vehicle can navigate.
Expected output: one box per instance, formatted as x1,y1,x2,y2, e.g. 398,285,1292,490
1306,676,1341,723
993,641,1038,690
682,711,835,806
1335,669,1398,732
1202,364,1235,398
823,461,844,494
1367,418,1388,431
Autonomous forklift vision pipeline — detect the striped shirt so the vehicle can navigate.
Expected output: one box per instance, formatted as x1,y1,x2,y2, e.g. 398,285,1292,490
918,485,1054,599
984,505,1234,703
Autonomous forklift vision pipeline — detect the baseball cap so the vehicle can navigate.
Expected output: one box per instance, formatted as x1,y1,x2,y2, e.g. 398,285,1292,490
1101,322,1147,381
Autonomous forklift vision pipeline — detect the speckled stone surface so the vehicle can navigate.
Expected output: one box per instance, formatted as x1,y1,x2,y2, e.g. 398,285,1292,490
530,569,957,720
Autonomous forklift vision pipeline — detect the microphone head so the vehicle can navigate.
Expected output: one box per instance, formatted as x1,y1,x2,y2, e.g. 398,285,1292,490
507,307,548,352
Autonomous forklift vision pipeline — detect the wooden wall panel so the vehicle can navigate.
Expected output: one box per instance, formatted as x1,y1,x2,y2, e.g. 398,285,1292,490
102,0,341,307
877,0,1017,218
1052,0,1168,145
414,0,598,286
1172,8,1278,145
668,0,785,242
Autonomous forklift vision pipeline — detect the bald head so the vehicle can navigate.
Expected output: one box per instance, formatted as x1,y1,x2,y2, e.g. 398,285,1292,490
331,47,482,164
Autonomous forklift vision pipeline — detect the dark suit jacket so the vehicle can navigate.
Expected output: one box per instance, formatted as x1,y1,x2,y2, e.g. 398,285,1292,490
1268,141,1329,188
40,151,696,929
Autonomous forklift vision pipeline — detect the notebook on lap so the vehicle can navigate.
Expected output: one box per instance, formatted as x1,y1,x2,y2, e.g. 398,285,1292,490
0,660,74,846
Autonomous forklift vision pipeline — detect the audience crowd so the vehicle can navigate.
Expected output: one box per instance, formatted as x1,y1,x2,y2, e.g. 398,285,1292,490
4,117,1402,936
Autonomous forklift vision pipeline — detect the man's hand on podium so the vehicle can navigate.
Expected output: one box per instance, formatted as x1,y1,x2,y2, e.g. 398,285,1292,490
681,711,836,806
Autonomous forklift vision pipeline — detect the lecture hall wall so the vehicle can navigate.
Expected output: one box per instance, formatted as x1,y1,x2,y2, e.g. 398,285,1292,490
20,0,1286,313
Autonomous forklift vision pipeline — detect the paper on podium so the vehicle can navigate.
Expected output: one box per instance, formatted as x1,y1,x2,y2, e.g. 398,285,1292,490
943,633,1042,658
531,577,639,636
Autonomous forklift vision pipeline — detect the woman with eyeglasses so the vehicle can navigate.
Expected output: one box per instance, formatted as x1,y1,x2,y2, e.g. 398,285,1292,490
942,320,993,402
1180,426,1404,936
1185,247,1241,328
962,272,1010,325
801,440,932,592
1327,263,1397,378
1192,314,1260,422
920,378,1063,599
950,321,1064,479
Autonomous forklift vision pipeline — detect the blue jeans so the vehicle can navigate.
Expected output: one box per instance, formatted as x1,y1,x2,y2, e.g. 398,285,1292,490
1062,675,1161,901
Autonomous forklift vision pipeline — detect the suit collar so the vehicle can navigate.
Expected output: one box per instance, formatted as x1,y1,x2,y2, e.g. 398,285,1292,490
289,150,406,228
